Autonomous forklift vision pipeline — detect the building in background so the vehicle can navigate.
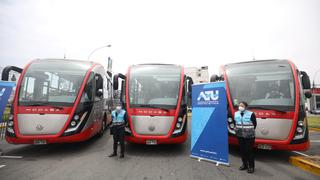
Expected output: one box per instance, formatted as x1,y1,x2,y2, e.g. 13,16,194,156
184,66,209,84
310,87,320,114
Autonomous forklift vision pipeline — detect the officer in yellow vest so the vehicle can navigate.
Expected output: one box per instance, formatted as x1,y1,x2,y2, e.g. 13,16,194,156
234,101,257,173
108,102,127,158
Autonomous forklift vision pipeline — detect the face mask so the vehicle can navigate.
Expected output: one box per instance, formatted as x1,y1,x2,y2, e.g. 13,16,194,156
116,106,122,111
238,106,245,112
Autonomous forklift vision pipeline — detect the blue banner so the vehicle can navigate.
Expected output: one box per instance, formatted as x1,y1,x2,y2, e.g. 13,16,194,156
191,81,229,165
0,81,16,123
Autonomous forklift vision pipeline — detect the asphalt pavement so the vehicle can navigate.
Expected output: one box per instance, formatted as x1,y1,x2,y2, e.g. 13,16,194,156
0,126,319,180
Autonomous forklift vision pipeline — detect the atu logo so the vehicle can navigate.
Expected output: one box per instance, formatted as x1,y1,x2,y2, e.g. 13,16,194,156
197,90,219,101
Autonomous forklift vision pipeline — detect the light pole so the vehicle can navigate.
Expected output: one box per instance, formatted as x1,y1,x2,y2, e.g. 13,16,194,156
87,44,112,60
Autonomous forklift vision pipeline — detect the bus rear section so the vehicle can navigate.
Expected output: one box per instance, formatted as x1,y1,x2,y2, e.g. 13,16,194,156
5,59,112,144
114,64,193,145
211,60,311,151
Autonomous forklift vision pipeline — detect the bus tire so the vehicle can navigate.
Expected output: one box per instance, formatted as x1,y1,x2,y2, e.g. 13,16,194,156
98,115,107,137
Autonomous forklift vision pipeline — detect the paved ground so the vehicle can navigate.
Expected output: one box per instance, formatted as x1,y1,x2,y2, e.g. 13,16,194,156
0,127,319,180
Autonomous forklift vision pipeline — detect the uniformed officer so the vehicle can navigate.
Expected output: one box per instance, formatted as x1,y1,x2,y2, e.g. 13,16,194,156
234,101,257,173
108,102,127,158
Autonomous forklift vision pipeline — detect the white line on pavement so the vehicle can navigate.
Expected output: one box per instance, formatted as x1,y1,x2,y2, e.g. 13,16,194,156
310,140,320,143
0,155,23,159
0,165,6,169
292,151,310,157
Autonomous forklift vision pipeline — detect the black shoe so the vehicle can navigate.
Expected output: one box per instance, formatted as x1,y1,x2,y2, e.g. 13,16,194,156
119,154,124,158
239,165,248,170
247,168,254,173
108,153,117,157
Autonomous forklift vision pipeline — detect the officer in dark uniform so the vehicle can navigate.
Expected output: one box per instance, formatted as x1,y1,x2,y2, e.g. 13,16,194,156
108,102,127,158
234,101,257,173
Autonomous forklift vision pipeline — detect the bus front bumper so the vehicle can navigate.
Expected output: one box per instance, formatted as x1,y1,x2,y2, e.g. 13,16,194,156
5,125,94,144
125,132,188,144
229,136,310,151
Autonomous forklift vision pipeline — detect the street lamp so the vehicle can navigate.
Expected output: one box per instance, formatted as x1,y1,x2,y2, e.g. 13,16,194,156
87,44,112,60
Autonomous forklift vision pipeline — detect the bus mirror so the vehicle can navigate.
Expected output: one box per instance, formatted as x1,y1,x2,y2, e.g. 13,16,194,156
96,89,103,97
301,71,311,89
210,74,219,82
186,76,193,97
305,91,312,99
113,74,119,90
1,66,23,81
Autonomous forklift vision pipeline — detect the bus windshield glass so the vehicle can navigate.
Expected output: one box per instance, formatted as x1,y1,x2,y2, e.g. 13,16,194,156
18,59,92,107
225,61,295,111
129,65,181,109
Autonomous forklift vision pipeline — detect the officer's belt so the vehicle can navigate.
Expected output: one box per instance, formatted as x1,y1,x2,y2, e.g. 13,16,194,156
236,125,254,129
112,122,125,126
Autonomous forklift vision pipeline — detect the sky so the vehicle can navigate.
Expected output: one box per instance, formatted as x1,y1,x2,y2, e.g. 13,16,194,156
0,0,320,83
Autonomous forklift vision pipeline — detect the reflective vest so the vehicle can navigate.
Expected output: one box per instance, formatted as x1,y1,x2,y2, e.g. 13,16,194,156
112,110,126,123
234,110,255,138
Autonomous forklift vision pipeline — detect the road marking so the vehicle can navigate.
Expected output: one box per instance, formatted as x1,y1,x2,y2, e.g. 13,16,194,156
292,151,310,157
310,140,320,143
0,165,6,169
0,155,23,159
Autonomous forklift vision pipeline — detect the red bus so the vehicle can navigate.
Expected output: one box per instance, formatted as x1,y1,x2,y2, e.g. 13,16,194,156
113,64,193,145
210,59,311,151
3,59,113,144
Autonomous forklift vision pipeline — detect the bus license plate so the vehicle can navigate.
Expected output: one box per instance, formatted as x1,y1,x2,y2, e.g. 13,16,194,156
146,140,157,145
34,140,47,145
257,144,272,150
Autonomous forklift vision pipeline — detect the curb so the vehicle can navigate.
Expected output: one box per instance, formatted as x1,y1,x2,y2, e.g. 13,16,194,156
289,156,320,176
309,127,320,132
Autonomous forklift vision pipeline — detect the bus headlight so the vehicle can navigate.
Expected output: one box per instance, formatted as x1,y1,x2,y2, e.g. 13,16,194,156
8,120,14,127
74,115,80,121
229,123,235,129
297,121,304,127
176,123,181,129
296,127,303,133
178,117,183,123
70,121,77,127
228,117,233,123
9,114,14,120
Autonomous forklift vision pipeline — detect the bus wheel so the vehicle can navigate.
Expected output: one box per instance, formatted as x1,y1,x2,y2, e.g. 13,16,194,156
98,119,106,137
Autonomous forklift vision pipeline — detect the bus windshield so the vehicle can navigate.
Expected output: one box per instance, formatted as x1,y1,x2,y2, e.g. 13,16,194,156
129,65,181,109
225,60,295,111
18,59,92,107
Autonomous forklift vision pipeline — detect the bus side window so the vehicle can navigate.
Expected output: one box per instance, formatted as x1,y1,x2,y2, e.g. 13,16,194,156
95,74,103,100
81,72,94,103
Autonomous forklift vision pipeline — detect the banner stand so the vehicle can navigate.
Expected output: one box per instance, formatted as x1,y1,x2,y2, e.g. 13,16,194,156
190,82,229,166
0,81,23,160
190,155,230,167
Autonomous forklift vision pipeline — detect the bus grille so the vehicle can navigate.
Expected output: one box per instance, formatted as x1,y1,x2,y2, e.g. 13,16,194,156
17,114,69,135
131,116,174,136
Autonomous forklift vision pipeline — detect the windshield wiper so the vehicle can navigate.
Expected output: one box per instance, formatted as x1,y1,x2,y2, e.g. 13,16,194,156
26,102,64,110
248,106,286,113
138,104,170,112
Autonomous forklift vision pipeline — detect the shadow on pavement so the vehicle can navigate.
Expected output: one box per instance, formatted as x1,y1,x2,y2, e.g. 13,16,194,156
1,130,112,159
125,143,186,157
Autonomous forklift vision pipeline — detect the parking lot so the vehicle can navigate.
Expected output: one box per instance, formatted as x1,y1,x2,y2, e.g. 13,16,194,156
0,121,318,180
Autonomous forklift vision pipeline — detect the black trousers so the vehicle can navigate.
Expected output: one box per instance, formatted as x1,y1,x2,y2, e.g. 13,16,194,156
112,126,125,155
237,137,255,168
